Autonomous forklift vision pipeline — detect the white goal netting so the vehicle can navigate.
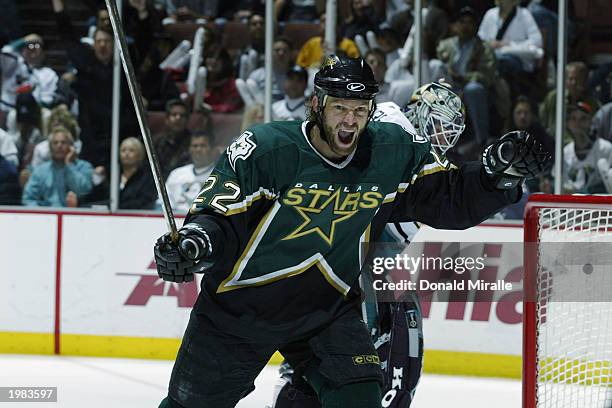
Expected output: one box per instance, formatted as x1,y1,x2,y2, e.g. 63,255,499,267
530,206,612,408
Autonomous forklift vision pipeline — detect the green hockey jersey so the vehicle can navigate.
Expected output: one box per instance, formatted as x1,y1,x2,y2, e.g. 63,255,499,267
187,120,517,330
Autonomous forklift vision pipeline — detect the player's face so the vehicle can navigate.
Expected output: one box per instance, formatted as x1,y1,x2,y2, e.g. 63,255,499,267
322,96,370,157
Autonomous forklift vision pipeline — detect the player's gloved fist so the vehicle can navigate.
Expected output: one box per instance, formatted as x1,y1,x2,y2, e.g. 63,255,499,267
154,223,214,283
482,130,552,190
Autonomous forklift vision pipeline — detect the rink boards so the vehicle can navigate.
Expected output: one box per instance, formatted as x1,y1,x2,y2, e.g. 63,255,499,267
0,209,524,378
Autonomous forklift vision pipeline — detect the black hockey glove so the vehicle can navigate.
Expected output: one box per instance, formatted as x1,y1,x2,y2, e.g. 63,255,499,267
482,130,552,190
154,223,214,282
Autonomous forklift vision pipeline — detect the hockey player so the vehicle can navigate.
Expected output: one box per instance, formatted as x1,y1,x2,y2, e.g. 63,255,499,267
154,55,551,408
270,82,466,408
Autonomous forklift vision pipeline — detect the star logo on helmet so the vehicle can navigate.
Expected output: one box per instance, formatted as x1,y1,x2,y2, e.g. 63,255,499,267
322,56,337,69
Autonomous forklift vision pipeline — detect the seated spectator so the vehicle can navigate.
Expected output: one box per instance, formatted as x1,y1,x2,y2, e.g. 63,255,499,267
272,65,308,121
248,37,294,102
166,131,215,211
31,104,81,167
540,61,601,142
204,46,243,113
342,0,382,40
562,102,612,194
437,6,496,149
296,12,360,69
153,99,192,178
22,126,93,207
118,137,157,210
365,48,412,107
389,0,448,51
237,13,266,79
478,0,542,80
9,93,45,171
511,95,554,158
275,0,318,22
0,128,18,168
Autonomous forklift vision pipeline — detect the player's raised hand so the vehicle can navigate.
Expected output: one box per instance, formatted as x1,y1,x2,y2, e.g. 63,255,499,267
482,130,552,190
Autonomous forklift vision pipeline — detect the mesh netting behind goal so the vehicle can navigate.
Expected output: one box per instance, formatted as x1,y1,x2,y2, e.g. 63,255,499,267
523,195,612,408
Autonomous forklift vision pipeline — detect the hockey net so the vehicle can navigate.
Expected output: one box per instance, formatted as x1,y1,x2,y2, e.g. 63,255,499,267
523,195,612,408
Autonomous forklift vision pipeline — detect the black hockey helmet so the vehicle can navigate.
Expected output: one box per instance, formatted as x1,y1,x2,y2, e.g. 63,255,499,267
314,55,379,101
312,55,378,143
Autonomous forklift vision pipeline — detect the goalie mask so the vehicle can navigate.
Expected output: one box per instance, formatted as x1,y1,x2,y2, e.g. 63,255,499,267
405,82,465,154
313,55,379,142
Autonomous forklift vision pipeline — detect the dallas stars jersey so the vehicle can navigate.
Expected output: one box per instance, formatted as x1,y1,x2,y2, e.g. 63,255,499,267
187,119,516,330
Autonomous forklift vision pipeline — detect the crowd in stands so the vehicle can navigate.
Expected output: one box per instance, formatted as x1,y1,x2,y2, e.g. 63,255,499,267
1,0,612,219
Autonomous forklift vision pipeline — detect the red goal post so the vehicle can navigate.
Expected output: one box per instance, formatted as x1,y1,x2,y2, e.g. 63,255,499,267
523,194,612,408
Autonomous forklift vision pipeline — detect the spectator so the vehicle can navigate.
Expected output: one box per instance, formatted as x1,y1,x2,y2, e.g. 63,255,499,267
236,13,266,79
52,0,154,167
31,104,81,167
539,61,601,142
365,48,412,107
511,95,555,158
166,132,215,212
272,65,308,121
562,102,612,194
274,0,318,22
10,93,45,171
296,12,360,69
342,0,382,40
118,137,157,210
478,0,542,79
153,99,192,178
248,37,294,102
22,126,93,207
0,127,18,168
437,6,496,149
204,46,243,113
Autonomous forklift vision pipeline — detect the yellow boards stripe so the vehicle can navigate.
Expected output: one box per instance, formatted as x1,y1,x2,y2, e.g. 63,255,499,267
0,332,55,354
424,350,521,379
0,332,519,379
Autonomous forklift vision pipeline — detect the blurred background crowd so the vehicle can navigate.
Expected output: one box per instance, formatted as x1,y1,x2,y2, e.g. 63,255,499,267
0,0,611,219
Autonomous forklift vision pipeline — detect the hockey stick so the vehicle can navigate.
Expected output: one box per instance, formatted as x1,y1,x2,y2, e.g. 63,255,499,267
104,0,179,241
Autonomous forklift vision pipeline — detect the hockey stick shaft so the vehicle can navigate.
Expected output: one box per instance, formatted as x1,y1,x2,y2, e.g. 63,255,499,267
104,0,179,241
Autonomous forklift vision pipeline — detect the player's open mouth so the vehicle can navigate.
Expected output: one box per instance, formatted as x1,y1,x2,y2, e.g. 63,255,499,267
337,130,355,145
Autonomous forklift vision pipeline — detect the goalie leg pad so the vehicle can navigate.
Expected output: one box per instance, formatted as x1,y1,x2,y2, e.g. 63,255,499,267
376,292,424,407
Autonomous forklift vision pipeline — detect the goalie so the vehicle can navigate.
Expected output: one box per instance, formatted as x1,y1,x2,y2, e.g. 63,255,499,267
154,56,551,408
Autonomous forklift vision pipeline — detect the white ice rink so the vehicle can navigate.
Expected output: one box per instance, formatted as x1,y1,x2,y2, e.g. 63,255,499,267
0,354,521,407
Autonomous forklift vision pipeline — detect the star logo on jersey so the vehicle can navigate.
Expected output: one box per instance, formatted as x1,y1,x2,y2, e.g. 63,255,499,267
227,131,256,171
283,189,358,246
